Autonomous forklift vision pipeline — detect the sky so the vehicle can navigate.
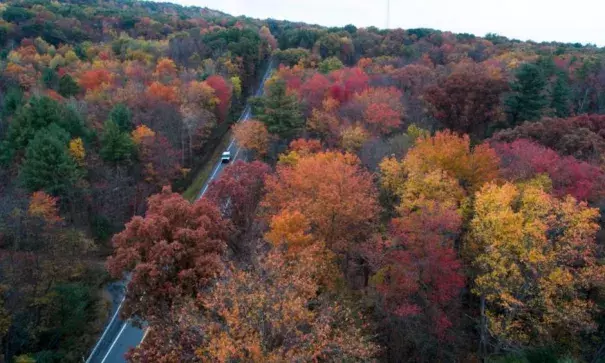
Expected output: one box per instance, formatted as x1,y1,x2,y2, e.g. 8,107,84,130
157,0,605,46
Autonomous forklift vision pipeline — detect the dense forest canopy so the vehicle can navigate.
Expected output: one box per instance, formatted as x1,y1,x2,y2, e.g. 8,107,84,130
1,0,605,362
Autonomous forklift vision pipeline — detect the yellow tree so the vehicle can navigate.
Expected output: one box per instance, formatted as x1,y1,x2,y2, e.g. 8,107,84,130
68,138,85,165
468,181,604,352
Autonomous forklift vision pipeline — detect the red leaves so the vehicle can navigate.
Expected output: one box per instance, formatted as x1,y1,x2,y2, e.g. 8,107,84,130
328,67,369,103
376,202,464,340
206,75,232,123
146,81,179,104
424,62,508,137
492,139,604,201
205,161,271,232
106,186,229,319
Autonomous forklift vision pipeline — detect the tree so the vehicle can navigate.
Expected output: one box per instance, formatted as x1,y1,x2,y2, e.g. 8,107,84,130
20,125,80,196
139,134,182,187
550,72,571,117
319,56,344,73
373,202,465,354
399,130,500,193
251,77,304,138
506,63,548,125
468,182,604,352
340,124,369,152
58,74,80,98
131,246,379,362
232,120,270,156
263,151,378,252
205,161,271,238
100,120,135,164
68,137,85,165
492,139,605,202
424,62,508,137
206,75,232,123
351,87,405,135
491,114,605,162
109,103,133,132
106,187,229,319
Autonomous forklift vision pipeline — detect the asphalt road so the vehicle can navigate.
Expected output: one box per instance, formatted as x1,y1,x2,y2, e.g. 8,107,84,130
86,60,273,363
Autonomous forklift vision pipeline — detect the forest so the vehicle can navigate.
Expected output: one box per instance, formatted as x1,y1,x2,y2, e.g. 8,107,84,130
0,0,605,362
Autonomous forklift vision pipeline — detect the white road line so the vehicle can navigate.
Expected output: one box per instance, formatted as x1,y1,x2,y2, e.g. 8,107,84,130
101,321,128,363
233,146,242,161
198,161,222,197
141,328,150,342
86,296,125,363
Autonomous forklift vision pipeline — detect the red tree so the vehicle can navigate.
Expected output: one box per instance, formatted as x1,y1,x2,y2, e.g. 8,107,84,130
492,139,605,201
424,62,508,137
205,161,271,235
376,202,465,340
106,187,229,319
206,75,232,123
300,73,331,112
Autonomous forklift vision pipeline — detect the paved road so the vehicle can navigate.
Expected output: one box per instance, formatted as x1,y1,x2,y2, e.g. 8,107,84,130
86,60,273,363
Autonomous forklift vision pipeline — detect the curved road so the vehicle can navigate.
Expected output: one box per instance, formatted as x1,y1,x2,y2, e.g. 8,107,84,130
86,59,274,363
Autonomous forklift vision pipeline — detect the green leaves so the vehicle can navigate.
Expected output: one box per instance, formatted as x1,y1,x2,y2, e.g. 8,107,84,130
251,77,304,138
100,120,135,164
20,124,80,196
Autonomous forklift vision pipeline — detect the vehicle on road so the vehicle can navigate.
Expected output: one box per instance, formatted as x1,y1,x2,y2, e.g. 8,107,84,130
221,151,232,163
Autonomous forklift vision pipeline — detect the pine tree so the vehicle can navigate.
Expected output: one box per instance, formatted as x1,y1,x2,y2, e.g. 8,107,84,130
58,74,80,98
505,63,548,125
250,78,303,138
550,72,571,117
100,120,135,164
20,124,80,196
109,103,132,132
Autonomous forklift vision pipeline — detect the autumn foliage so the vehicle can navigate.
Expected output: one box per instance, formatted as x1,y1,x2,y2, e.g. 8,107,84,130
106,187,229,319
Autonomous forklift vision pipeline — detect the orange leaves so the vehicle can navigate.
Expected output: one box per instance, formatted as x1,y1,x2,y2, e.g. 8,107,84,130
404,130,499,193
146,81,179,104
232,120,269,156
153,57,177,80
28,191,62,224
131,125,155,144
263,151,378,251
265,210,314,256
79,69,112,91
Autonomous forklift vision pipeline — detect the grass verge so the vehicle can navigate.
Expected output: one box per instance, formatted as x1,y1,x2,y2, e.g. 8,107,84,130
182,131,232,202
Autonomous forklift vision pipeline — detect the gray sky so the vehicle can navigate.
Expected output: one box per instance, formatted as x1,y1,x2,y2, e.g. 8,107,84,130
161,0,604,46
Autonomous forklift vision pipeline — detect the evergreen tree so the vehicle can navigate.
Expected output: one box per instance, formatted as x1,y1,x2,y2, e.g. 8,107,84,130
505,63,548,125
551,72,571,117
42,67,59,90
100,120,135,164
1,86,23,117
250,78,303,138
20,124,80,196
58,74,80,98
109,103,133,132
0,96,62,164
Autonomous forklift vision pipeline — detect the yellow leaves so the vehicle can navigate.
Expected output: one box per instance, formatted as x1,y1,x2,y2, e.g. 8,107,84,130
68,138,85,164
339,124,368,152
468,181,602,346
131,125,155,144
406,123,430,143
379,156,406,196
230,76,242,97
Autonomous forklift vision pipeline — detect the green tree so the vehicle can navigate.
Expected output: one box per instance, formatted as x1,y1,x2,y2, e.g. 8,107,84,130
550,72,571,117
0,96,62,164
20,125,80,195
251,78,303,138
109,103,132,132
1,87,23,117
100,120,135,164
505,63,548,125
42,67,59,90
318,56,344,73
58,74,80,98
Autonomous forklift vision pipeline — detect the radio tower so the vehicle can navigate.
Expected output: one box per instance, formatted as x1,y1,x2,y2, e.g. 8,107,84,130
386,0,390,29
